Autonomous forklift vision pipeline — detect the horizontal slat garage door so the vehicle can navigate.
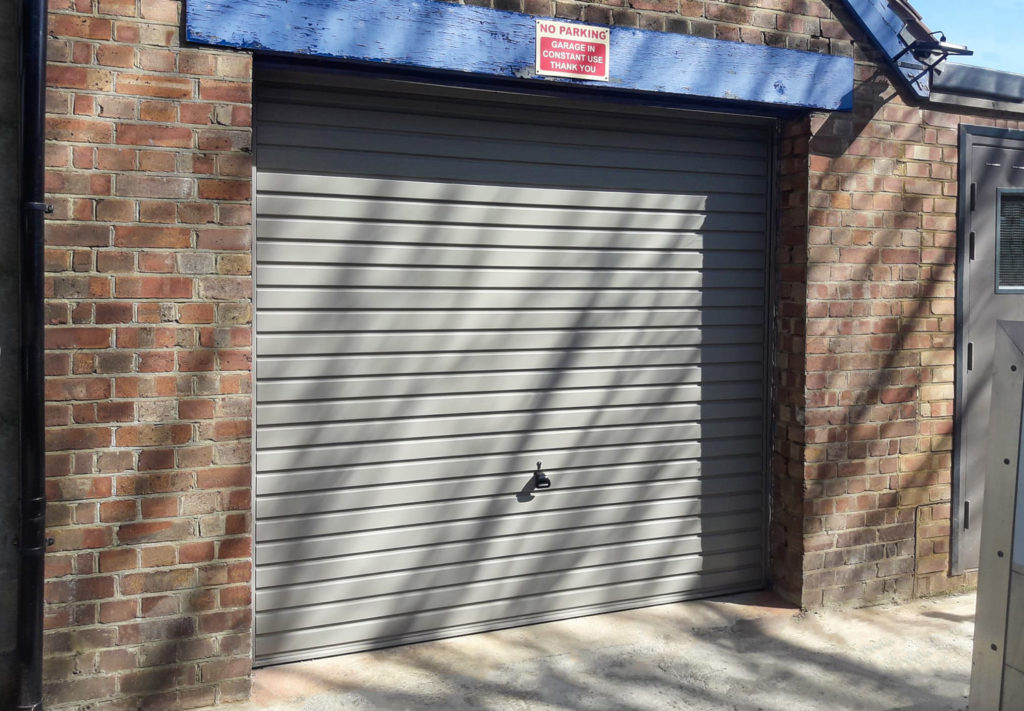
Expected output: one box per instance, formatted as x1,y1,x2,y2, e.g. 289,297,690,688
254,69,773,665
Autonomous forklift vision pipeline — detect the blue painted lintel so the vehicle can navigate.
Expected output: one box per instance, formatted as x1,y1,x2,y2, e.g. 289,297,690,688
185,0,853,111
839,0,929,99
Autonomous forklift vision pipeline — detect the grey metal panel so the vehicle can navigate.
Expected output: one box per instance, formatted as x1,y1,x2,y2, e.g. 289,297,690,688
258,309,761,336
255,368,759,406
255,565,759,660
258,145,766,193
256,326,764,357
256,219,765,249
256,307,764,335
255,439,764,497
257,344,764,379
254,194,767,232
257,446,763,495
257,488,763,566
257,243,766,271
253,100,769,159
255,124,769,180
256,360,759,403
256,264,760,290
256,381,764,426
258,525,762,587
257,173,762,212
259,468,763,521
1007,571,1024,677
257,547,763,635
257,534,764,614
934,63,1024,103
254,71,771,664
956,132,1024,571
257,287,765,312
1003,666,1024,711
256,419,763,474
257,489,764,552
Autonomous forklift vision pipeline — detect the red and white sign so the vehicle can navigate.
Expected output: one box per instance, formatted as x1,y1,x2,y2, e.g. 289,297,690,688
535,20,609,82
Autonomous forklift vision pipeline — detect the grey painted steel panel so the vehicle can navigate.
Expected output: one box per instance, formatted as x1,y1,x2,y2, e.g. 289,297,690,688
255,439,764,496
258,450,763,500
957,133,1024,571
254,72,771,664
256,327,764,357
255,419,764,474
254,193,766,229
255,307,764,335
253,101,768,159
255,566,759,660
256,288,766,312
256,382,764,426
257,345,764,379
257,491,763,566
257,173,762,212
1007,570,1024,677
257,548,763,634
258,525,762,587
257,537,764,617
257,243,766,271
259,470,762,523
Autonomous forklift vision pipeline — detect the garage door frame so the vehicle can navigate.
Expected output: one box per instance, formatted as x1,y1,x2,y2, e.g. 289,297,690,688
250,60,781,666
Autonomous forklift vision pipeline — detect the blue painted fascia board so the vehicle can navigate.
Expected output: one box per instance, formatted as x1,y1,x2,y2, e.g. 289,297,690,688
839,0,929,99
185,0,853,111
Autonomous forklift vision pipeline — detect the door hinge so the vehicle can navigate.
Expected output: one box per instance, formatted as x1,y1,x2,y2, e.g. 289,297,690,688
969,231,976,261
970,183,977,211
964,500,971,529
967,342,974,371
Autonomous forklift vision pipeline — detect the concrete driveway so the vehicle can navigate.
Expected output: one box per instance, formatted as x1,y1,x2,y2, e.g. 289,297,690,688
239,591,975,711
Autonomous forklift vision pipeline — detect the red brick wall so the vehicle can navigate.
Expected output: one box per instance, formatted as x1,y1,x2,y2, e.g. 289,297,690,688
773,6,1024,604
792,83,1024,604
773,114,813,604
43,0,253,707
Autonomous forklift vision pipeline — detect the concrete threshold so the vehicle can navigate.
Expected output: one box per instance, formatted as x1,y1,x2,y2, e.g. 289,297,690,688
239,591,975,711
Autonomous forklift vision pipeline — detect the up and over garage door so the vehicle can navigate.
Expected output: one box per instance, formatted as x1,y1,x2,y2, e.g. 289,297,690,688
253,68,774,665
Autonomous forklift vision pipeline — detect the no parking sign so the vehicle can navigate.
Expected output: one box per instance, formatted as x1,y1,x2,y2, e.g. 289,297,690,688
535,20,610,81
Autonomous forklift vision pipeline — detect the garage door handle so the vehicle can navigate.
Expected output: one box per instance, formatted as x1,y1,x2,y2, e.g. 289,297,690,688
533,462,551,489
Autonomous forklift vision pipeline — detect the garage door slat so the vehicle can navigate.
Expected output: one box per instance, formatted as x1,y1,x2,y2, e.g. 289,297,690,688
257,220,765,250
256,491,763,565
257,479,764,542
256,327,764,359
258,523,761,588
257,172,763,213
254,561,761,660
257,545,764,630
255,361,760,406
258,144,768,194
256,416,763,474
254,100,769,159
256,345,764,380
255,122,768,179
257,534,764,613
255,308,763,337
257,287,764,311
257,447,763,496
256,382,764,430
257,243,765,272
259,466,764,519
255,194,765,231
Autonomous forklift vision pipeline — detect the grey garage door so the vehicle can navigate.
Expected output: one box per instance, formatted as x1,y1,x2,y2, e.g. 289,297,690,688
254,68,773,665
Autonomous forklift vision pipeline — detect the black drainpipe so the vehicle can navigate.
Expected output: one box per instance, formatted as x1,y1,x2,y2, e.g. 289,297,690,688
18,0,50,707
